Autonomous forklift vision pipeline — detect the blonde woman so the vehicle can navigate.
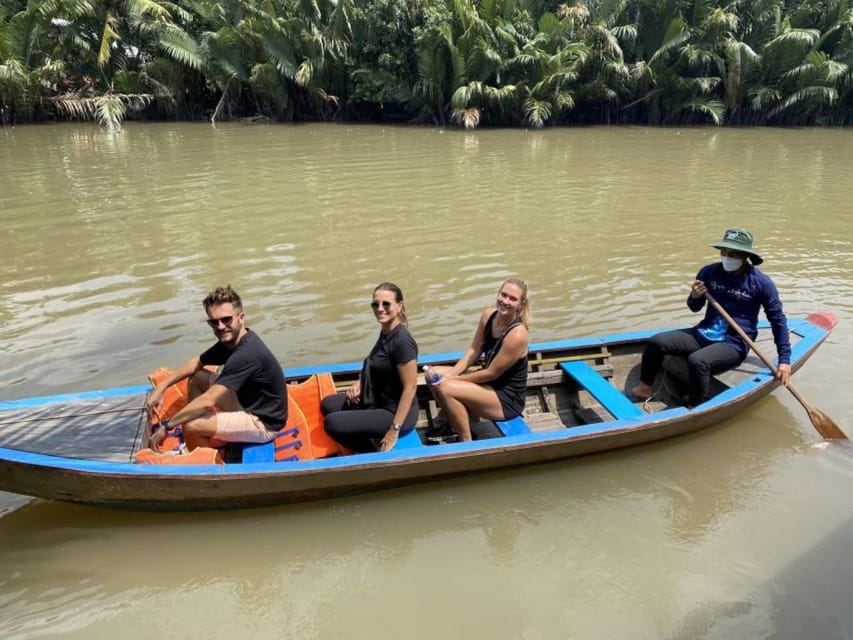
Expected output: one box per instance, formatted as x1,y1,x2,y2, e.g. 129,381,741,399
427,278,530,442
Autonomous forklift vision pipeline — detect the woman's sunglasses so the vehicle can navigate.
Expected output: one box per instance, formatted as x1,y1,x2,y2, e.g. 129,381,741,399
370,300,393,311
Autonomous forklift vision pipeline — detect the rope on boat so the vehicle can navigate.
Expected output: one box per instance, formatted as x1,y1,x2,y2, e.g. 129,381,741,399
640,358,681,413
0,405,146,426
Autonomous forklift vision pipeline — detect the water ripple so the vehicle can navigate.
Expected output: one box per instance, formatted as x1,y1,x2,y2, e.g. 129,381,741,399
2,124,853,398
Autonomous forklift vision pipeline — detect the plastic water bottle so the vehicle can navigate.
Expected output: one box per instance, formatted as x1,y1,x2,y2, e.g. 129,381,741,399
423,365,442,384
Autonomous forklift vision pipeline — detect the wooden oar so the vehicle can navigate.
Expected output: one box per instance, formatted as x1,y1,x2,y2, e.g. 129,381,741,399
704,292,847,440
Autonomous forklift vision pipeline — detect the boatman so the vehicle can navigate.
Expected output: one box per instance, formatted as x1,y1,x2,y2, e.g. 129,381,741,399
146,285,287,451
631,227,791,408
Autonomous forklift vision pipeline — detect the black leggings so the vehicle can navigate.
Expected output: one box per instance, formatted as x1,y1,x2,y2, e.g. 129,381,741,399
321,393,418,453
640,329,745,406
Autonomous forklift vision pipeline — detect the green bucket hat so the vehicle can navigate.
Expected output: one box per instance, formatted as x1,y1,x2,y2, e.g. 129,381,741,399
710,227,763,265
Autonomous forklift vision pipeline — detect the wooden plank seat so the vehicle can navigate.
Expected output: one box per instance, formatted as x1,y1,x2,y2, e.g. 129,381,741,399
495,416,533,437
560,360,644,420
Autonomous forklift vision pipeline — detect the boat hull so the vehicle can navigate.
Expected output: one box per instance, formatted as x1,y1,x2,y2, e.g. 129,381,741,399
0,314,837,510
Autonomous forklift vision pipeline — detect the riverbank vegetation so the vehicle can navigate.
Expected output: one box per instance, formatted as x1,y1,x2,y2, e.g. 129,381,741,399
1,0,851,129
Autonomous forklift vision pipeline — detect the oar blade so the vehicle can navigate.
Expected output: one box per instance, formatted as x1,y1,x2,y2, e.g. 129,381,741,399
806,405,848,440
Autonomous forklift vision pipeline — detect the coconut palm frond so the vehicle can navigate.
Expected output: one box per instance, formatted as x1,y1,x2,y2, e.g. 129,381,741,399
768,28,821,49
130,0,172,20
50,92,152,131
679,45,715,71
675,75,721,93
511,52,540,71
611,24,637,45
826,60,849,84
0,60,25,83
250,62,289,117
467,39,499,80
588,23,621,58
202,28,251,83
294,59,312,87
604,59,631,80
98,11,120,67
523,97,552,127
702,7,739,36
726,39,760,66
767,85,838,118
51,93,98,119
649,18,690,67
749,86,781,111
258,31,300,78
328,0,354,40
158,26,203,70
485,83,517,105
555,90,575,109
160,1,193,23
630,60,651,80
451,106,480,129
781,61,818,83
557,3,590,26
451,83,473,107
678,97,725,124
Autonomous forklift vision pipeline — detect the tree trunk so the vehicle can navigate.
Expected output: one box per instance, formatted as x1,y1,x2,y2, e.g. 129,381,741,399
210,79,233,124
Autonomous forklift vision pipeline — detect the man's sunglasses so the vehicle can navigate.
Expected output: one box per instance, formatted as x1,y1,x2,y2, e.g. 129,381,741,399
370,300,393,311
207,315,236,328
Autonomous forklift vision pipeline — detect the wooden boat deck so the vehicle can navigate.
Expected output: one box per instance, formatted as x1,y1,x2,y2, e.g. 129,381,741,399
0,392,148,463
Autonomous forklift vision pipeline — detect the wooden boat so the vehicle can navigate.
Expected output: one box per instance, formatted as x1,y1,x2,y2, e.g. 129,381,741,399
0,313,838,511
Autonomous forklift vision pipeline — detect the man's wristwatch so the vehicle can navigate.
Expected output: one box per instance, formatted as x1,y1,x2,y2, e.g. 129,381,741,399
391,423,402,432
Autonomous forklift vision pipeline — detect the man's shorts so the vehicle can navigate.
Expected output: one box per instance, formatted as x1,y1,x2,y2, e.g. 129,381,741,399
214,411,276,443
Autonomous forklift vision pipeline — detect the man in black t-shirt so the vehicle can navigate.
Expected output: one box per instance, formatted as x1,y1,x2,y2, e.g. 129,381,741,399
146,286,287,451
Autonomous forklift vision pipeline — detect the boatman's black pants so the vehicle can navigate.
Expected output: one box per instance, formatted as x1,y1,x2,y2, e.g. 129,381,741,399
639,329,746,407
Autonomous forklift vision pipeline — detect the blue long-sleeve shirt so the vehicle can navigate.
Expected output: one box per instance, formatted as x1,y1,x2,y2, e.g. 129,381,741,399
688,262,791,365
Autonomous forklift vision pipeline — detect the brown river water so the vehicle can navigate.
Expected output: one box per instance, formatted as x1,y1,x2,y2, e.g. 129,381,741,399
1,123,852,639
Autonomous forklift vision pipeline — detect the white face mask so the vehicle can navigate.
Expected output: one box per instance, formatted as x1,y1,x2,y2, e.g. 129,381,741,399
721,256,744,272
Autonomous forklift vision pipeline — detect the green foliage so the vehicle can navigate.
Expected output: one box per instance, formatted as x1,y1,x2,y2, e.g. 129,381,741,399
1,0,852,126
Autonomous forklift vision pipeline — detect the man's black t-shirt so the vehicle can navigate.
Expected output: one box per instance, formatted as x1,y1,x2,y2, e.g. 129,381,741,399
200,330,287,430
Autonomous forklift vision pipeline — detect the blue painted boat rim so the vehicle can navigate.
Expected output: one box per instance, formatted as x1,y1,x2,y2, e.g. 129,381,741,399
0,314,832,481
0,404,680,477
0,318,820,412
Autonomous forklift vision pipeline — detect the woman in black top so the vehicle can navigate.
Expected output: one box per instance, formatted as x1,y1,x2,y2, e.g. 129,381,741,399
321,282,419,452
427,278,530,442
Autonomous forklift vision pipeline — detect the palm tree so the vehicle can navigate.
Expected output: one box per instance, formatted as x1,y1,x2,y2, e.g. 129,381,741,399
625,0,727,125
763,48,847,124
565,0,635,123
36,0,192,128
342,0,423,120
178,0,350,123
508,30,586,127
0,2,68,123
748,26,822,124
410,3,463,124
